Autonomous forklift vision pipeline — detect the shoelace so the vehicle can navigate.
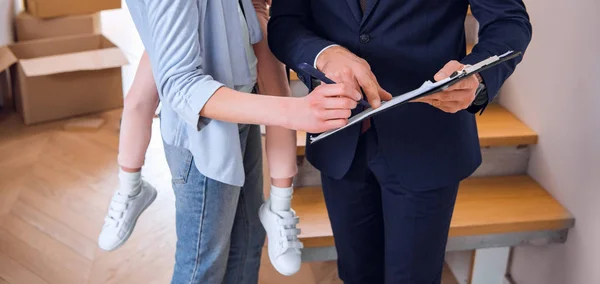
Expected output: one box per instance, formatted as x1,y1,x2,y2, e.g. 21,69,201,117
104,192,131,228
276,213,304,252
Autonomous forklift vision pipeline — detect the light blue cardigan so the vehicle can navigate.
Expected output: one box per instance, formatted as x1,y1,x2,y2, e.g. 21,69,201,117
126,0,262,186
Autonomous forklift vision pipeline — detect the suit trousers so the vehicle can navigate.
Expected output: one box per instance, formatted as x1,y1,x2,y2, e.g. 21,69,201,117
321,126,460,284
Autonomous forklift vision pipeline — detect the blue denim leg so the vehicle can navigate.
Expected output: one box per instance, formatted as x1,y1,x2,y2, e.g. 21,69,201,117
224,124,265,284
163,124,264,284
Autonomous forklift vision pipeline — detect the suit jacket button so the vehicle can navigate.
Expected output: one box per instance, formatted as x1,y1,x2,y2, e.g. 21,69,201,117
360,34,370,43
298,74,304,81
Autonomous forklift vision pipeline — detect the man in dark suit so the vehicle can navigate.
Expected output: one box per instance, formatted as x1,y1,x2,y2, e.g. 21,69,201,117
268,0,532,282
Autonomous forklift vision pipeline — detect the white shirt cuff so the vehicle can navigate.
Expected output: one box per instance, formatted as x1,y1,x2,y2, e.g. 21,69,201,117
314,44,340,68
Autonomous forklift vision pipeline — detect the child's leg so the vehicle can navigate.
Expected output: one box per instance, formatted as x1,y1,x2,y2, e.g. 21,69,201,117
116,51,160,195
262,125,302,276
252,1,302,275
118,51,159,174
265,125,297,212
252,0,298,211
99,51,160,251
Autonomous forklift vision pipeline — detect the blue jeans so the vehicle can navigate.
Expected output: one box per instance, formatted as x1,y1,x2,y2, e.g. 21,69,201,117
163,124,265,284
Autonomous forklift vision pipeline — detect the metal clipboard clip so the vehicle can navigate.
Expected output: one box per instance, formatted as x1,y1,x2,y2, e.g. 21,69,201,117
451,50,515,79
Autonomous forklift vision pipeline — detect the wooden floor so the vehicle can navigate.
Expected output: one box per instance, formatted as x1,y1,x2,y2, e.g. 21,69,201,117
0,110,458,284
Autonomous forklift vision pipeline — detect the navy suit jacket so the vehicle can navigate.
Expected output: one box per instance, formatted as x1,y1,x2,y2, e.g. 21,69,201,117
268,0,532,189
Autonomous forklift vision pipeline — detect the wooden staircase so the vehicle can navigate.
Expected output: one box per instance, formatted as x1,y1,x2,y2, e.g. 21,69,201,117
291,104,573,249
281,102,574,282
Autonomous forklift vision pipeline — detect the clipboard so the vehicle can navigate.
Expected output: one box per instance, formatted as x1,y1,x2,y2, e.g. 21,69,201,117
309,50,522,143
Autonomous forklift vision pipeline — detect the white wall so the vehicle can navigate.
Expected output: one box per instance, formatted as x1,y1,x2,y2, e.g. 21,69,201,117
0,0,14,45
499,0,600,283
100,0,144,94
13,0,22,14
0,0,23,45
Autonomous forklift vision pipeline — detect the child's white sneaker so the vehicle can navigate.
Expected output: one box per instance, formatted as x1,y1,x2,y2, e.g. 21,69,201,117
98,180,157,251
259,199,303,276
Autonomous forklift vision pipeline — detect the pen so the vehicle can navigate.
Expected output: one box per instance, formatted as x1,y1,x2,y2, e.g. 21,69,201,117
298,63,371,108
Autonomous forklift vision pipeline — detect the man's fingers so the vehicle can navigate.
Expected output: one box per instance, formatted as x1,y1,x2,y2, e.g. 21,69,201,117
420,88,474,103
437,101,463,113
421,93,444,102
329,68,358,88
445,75,479,91
440,89,476,105
413,97,441,107
355,72,382,108
413,96,463,113
322,97,358,110
434,60,464,81
412,96,434,104
378,86,393,101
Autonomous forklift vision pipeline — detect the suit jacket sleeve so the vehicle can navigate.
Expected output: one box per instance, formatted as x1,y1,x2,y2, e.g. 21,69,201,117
267,0,335,75
462,0,532,111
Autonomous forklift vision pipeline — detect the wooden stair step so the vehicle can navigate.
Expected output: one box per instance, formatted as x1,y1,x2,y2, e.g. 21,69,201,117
296,104,538,155
293,175,574,248
289,44,474,81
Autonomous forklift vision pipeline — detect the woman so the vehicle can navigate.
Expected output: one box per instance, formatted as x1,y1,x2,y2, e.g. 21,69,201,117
107,0,361,282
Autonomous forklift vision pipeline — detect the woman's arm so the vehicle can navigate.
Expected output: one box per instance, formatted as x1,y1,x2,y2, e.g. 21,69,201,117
140,0,360,133
252,0,297,187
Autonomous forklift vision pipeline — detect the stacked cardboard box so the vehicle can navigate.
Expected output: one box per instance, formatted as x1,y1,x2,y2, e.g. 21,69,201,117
15,12,101,41
0,0,127,124
24,0,120,19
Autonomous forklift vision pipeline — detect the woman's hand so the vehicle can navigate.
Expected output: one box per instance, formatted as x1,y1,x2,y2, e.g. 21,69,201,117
199,83,359,133
286,83,361,133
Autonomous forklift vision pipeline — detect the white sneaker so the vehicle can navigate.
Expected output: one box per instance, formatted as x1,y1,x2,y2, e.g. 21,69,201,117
259,199,303,276
98,180,157,251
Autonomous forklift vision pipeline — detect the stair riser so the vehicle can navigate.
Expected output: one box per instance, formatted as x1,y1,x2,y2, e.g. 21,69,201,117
472,146,530,177
293,146,530,187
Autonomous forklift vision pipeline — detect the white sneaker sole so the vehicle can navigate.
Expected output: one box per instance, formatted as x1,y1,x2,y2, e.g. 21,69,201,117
99,187,158,251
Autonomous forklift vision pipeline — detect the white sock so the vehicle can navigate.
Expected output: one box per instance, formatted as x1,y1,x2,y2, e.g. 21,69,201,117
270,185,293,212
119,169,142,197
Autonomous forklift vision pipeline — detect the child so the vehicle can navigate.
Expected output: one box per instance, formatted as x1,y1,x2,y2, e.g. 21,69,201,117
99,0,303,275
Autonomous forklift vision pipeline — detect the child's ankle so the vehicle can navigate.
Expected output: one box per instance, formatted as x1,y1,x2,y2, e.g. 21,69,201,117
271,177,293,188
120,166,141,173
270,184,293,211
119,168,142,195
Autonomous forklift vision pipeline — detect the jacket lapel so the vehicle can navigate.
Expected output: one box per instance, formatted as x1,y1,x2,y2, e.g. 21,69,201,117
345,0,362,23
361,0,380,25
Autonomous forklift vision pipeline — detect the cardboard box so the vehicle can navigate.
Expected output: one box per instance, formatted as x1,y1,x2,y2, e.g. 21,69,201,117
15,12,101,41
0,34,128,125
25,0,121,19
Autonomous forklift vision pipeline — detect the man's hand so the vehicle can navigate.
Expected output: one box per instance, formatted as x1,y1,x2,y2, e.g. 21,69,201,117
415,60,480,113
316,46,392,108
289,83,361,133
